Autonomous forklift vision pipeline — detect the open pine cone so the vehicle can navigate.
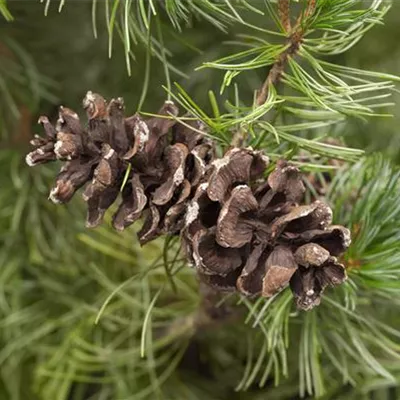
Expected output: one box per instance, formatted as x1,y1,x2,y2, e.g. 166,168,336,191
182,150,351,310
26,92,215,244
26,93,351,310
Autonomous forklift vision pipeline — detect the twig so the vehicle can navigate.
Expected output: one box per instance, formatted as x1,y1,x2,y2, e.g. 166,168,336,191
195,280,233,325
256,0,316,106
255,31,303,106
278,0,291,33
162,280,238,343
305,0,317,19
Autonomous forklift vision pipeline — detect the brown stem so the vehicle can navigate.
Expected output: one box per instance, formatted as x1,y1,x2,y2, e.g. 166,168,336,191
196,280,232,325
256,0,317,106
163,278,236,341
278,0,291,33
256,30,303,106
304,0,317,19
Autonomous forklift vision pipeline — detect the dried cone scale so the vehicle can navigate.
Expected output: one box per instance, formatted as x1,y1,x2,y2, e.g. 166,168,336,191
26,92,351,310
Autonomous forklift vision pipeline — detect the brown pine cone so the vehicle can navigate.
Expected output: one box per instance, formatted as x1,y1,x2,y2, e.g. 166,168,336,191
182,149,351,310
26,92,215,244
26,93,351,310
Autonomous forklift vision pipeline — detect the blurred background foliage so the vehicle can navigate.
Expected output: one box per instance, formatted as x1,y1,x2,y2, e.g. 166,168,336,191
0,1,400,400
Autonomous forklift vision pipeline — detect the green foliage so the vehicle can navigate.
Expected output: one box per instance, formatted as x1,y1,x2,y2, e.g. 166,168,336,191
41,0,261,76
0,152,199,399
177,0,398,162
0,36,56,140
3,154,399,400
0,0,12,21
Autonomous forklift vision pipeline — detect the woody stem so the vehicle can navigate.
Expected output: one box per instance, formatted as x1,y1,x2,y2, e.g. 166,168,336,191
196,280,232,325
255,30,303,106
256,0,318,106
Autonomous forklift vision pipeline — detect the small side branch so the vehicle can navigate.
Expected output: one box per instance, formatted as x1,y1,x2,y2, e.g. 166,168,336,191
278,0,291,33
305,0,317,18
196,280,232,326
256,31,303,106
256,0,316,106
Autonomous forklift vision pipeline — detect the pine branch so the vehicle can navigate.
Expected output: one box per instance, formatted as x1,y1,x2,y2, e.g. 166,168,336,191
256,29,303,105
190,0,398,158
278,0,291,33
304,0,316,19
256,0,314,106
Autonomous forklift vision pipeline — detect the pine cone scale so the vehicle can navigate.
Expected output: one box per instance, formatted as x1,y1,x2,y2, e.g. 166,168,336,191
216,185,258,248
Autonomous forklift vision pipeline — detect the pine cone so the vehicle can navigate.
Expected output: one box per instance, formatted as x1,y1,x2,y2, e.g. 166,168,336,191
26,92,215,244
182,150,351,310
26,93,351,310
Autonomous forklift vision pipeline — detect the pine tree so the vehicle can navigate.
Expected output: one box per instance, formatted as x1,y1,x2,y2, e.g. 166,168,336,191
1,1,400,399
